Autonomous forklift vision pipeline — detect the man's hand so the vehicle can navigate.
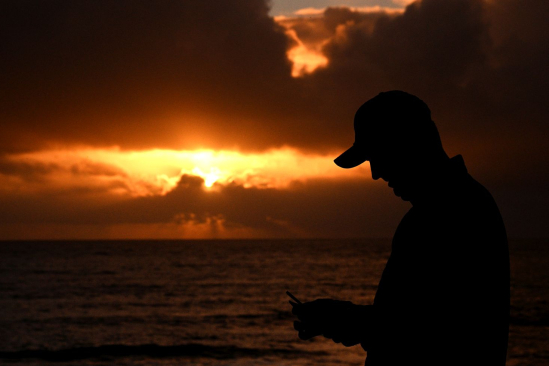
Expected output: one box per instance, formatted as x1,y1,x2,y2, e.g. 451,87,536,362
291,299,368,347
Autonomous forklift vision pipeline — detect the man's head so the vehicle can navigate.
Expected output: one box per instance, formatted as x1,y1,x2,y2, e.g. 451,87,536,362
335,91,448,201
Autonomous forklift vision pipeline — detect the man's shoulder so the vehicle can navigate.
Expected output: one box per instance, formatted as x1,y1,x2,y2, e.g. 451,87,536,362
411,173,505,238
454,174,500,215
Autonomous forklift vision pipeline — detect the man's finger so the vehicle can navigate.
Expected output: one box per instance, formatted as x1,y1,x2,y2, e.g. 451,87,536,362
295,321,322,334
298,329,319,340
294,321,305,331
342,339,359,347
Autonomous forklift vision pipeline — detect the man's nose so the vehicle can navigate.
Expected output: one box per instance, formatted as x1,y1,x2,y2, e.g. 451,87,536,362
370,161,381,180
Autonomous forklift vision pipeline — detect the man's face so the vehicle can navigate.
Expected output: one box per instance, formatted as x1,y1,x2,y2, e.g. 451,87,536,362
368,147,417,201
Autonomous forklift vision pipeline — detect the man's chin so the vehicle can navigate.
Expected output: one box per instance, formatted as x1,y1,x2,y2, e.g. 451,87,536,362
393,188,411,201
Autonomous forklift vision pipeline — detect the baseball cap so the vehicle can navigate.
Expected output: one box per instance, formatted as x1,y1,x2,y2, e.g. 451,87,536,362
334,91,431,169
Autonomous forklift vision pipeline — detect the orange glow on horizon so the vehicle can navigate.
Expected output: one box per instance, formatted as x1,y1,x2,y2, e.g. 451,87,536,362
292,6,405,16
1,146,371,197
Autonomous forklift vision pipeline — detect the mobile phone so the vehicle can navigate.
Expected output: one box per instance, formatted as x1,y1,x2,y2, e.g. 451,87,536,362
286,290,302,305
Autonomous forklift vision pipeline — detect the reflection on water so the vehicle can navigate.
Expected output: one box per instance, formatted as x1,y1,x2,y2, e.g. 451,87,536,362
0,239,547,365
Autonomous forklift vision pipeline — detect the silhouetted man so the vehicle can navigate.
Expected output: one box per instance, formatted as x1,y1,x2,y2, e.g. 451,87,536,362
290,91,510,366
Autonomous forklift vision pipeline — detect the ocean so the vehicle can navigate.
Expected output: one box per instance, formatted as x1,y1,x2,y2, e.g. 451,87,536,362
0,239,547,366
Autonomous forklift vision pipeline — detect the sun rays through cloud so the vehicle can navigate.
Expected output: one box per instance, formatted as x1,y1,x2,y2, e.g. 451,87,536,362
1,147,371,197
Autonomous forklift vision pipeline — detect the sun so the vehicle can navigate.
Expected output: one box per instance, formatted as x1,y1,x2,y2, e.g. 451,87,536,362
192,167,221,188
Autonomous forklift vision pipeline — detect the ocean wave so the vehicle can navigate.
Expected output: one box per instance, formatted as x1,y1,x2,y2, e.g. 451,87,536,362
0,343,328,362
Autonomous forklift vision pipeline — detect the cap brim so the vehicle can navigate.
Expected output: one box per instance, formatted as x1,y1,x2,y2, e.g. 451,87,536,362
334,145,369,169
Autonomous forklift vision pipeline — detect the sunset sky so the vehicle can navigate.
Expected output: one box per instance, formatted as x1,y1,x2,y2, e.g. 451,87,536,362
1,0,547,239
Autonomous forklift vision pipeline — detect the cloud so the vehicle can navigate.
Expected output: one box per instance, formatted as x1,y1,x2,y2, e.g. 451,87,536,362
0,159,60,183
294,7,327,16
1,146,371,197
0,0,548,238
0,148,396,239
2,0,547,156
0,0,296,152
295,6,404,16
277,0,548,146
392,0,416,6
0,169,408,239
279,0,548,232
